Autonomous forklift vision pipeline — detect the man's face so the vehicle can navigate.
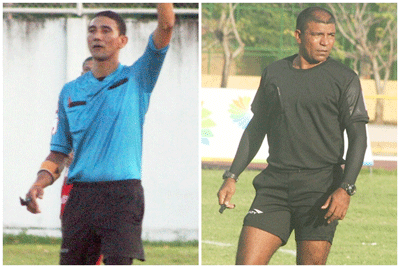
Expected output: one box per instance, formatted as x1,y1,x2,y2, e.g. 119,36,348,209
296,21,336,65
82,60,93,74
87,16,126,61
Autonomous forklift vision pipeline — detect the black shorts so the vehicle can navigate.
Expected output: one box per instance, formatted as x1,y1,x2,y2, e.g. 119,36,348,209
60,179,145,265
243,165,343,246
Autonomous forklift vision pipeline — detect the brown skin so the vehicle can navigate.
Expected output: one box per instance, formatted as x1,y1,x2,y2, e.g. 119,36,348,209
293,20,336,69
88,3,174,79
153,3,175,50
81,59,93,75
235,226,333,265
218,16,351,265
25,151,68,214
236,226,282,265
87,16,128,78
25,4,175,214
217,178,236,209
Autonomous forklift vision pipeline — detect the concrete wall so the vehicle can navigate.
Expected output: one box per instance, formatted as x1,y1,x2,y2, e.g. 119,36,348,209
3,17,199,241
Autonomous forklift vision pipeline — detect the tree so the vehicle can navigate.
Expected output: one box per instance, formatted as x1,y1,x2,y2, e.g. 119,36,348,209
217,3,245,88
328,3,397,124
202,3,245,87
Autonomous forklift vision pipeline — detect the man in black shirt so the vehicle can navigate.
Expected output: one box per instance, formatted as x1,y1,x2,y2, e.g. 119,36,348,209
218,6,369,265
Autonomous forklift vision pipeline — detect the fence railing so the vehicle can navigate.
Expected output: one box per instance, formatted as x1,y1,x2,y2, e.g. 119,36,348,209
364,95,397,100
3,3,198,16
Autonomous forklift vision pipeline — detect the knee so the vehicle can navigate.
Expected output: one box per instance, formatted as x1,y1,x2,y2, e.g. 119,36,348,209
296,241,331,265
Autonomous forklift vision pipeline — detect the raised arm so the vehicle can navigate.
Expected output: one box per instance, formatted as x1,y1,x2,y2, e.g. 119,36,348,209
153,3,175,49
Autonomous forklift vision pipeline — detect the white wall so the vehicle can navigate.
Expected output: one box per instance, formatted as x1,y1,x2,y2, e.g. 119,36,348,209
3,16,199,241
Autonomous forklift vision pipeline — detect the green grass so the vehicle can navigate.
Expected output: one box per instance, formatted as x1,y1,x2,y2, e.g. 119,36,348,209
3,233,198,265
202,168,397,265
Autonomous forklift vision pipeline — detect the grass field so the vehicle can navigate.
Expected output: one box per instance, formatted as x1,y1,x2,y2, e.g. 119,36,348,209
3,233,198,265
202,168,397,265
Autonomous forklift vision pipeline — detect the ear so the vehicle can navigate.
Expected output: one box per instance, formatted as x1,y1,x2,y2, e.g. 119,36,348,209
118,35,128,49
294,29,302,45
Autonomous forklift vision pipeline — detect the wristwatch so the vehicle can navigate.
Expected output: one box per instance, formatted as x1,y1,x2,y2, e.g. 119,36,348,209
340,183,356,196
223,170,238,182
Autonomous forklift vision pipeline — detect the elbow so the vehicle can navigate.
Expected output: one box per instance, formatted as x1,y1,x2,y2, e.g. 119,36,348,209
162,25,174,35
161,18,175,32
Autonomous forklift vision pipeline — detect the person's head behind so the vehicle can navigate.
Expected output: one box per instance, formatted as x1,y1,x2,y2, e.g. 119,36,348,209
294,6,336,66
87,10,128,62
81,56,93,75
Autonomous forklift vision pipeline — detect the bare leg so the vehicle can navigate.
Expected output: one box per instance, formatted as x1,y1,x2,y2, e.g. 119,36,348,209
236,226,282,265
296,240,331,265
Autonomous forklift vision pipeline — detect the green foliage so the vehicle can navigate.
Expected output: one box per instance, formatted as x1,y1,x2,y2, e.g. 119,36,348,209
202,3,397,77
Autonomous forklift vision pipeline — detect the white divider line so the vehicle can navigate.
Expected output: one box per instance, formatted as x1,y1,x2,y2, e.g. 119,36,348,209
202,240,297,256
278,249,297,256
202,240,234,247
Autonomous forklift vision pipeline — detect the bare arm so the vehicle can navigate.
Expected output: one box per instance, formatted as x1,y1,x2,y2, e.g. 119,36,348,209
25,151,69,214
152,3,175,49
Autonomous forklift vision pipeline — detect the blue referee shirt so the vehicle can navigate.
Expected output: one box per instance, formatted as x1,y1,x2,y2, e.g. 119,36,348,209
51,34,169,183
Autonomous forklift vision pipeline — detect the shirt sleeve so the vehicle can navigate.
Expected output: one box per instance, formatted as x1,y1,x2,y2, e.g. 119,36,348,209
251,70,269,118
343,121,367,185
250,69,283,134
50,89,73,155
229,116,267,177
339,75,369,128
133,33,169,94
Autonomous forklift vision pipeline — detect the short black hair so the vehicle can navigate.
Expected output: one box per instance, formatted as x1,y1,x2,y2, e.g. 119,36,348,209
93,10,126,35
296,7,335,33
82,56,93,67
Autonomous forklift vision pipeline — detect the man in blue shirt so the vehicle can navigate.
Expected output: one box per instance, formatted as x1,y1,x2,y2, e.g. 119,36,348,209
24,4,175,265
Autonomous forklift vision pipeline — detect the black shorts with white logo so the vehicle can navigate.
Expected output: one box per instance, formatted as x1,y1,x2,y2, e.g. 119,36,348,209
60,179,145,265
243,164,343,246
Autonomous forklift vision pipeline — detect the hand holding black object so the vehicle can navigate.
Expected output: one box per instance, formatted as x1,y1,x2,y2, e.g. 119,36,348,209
217,178,236,213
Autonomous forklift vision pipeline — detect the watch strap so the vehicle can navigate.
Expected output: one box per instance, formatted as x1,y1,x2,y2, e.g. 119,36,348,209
223,170,238,182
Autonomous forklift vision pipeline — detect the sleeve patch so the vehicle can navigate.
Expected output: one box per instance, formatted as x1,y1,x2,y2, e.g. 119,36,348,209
51,110,59,135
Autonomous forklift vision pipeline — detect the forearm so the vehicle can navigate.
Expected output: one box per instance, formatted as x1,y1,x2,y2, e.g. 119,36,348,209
153,3,175,49
343,122,367,185
229,117,266,176
157,4,175,30
34,151,69,188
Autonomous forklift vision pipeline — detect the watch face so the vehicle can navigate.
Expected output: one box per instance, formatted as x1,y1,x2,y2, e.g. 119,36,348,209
347,184,356,195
